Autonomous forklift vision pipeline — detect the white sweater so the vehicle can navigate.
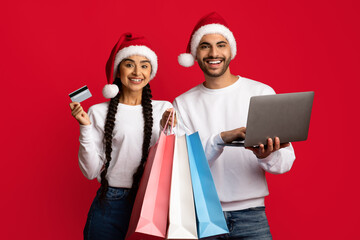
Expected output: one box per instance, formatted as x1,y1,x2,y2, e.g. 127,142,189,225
78,100,173,188
173,76,296,211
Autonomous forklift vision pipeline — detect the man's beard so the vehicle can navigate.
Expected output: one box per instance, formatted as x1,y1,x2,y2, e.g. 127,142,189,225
197,57,231,78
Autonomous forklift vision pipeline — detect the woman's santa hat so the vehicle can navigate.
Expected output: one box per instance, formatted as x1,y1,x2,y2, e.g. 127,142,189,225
178,12,237,67
103,33,158,98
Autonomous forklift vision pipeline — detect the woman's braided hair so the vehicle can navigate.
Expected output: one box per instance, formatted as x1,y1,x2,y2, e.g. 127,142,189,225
99,77,153,203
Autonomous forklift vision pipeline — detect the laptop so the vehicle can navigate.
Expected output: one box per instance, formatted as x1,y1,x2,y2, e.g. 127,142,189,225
219,91,314,147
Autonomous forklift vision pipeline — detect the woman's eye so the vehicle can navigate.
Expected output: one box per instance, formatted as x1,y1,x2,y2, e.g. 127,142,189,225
125,63,133,68
141,65,148,69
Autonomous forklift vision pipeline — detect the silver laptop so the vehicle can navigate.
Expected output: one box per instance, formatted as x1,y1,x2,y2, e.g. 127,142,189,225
219,91,314,147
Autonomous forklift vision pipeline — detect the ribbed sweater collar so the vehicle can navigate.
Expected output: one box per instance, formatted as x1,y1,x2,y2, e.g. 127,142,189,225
199,75,242,94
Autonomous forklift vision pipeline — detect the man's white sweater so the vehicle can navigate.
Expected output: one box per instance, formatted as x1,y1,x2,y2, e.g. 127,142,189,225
173,76,296,211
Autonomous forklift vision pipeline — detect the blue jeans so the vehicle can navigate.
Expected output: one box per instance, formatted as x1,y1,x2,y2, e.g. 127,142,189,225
83,187,133,240
213,207,272,240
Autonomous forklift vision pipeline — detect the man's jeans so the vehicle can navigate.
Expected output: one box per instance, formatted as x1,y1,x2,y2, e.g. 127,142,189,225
214,207,272,240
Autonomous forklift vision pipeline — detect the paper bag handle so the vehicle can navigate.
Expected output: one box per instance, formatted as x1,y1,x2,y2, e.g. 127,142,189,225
163,109,175,135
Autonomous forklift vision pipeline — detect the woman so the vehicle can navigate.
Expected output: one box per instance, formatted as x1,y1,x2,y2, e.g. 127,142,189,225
69,33,174,240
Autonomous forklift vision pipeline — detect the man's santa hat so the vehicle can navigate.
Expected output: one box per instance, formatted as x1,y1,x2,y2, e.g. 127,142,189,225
103,33,158,98
178,12,237,67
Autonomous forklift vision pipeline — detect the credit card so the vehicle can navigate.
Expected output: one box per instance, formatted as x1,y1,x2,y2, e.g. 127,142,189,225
69,85,92,102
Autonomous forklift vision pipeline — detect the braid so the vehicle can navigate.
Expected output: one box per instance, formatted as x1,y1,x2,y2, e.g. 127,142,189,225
128,83,153,200
99,79,121,203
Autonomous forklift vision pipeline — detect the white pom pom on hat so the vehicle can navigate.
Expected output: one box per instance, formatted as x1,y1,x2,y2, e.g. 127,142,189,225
178,53,195,67
102,84,119,99
178,12,237,67
103,33,158,98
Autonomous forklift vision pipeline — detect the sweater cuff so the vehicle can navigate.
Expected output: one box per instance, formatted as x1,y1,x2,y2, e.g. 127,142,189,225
79,124,92,142
214,133,225,149
257,150,280,166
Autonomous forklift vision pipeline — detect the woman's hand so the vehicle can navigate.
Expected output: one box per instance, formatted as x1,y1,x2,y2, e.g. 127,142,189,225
69,102,91,125
161,108,177,128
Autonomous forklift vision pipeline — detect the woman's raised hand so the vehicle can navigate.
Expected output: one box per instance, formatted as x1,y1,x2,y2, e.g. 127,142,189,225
161,108,177,128
69,102,91,125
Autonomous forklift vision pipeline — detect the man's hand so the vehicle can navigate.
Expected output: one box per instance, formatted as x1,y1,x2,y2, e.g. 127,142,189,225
246,137,290,159
161,108,177,128
69,102,91,125
220,127,246,143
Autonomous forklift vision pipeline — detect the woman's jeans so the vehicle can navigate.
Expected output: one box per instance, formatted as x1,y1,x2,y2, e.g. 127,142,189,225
83,187,133,240
214,207,272,240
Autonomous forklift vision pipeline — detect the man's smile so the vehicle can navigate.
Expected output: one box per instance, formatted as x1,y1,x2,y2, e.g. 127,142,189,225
204,58,225,67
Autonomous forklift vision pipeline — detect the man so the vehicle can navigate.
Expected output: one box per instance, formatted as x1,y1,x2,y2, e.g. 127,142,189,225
173,12,296,239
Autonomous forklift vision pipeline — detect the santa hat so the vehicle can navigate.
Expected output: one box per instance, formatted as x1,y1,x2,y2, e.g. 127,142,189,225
103,33,158,98
178,12,237,67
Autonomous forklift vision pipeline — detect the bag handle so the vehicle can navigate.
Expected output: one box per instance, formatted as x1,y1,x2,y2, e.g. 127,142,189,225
163,109,175,135
173,108,189,136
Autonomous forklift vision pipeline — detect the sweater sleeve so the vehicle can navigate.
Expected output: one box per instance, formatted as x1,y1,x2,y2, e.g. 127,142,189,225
78,108,105,180
257,143,296,174
204,133,226,166
174,99,225,165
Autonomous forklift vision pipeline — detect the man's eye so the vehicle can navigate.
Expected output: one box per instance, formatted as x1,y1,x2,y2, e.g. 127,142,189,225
218,44,226,48
141,65,148,69
200,45,209,49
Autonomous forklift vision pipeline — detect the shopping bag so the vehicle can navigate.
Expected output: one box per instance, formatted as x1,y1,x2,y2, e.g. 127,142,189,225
186,132,229,239
125,113,175,240
167,135,198,239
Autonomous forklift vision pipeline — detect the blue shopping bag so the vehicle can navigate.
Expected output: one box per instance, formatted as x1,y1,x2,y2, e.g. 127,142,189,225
186,132,229,239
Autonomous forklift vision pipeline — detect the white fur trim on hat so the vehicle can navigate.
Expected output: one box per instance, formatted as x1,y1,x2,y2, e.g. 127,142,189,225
113,45,158,80
191,23,237,60
102,84,119,99
178,53,195,67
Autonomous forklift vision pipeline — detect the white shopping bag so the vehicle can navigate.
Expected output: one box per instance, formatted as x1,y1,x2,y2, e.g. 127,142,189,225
167,135,198,239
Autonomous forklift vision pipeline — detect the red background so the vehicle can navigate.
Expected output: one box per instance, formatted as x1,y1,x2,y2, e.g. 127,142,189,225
1,0,359,239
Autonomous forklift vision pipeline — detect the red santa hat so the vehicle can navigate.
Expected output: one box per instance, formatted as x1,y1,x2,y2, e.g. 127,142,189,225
103,32,158,98
178,12,237,67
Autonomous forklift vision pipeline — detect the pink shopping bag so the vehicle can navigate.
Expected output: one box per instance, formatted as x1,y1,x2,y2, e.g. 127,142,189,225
126,112,175,240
